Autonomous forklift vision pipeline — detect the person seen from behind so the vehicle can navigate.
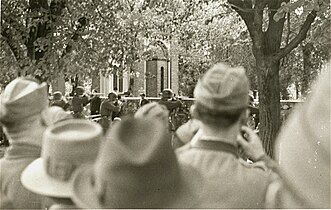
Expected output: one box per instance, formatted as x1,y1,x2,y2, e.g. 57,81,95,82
159,89,183,131
158,89,182,112
71,102,203,208
0,77,71,209
176,63,281,208
273,62,330,208
21,119,102,209
139,93,150,107
99,92,121,133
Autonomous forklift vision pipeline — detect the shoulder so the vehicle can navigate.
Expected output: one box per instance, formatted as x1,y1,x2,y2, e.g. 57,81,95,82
175,143,195,160
238,159,279,187
239,158,269,171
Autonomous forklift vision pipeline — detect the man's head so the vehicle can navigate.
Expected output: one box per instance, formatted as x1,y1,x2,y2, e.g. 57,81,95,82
0,77,48,128
108,92,117,101
53,91,63,101
162,89,173,100
191,63,250,128
75,86,84,96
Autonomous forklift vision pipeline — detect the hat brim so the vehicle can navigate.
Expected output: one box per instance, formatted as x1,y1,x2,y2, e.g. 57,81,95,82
71,164,102,208
21,158,74,198
72,163,202,208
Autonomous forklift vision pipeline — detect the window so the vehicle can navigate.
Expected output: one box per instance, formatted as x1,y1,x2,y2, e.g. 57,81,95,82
160,66,164,92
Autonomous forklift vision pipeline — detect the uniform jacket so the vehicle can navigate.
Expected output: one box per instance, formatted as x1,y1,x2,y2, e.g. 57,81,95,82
176,138,281,209
139,98,150,107
90,96,101,115
51,99,69,110
100,100,120,117
159,98,182,112
0,143,42,209
72,95,89,113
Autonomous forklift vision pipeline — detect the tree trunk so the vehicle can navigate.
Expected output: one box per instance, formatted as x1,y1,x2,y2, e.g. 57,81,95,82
302,43,314,96
228,0,317,158
257,58,281,158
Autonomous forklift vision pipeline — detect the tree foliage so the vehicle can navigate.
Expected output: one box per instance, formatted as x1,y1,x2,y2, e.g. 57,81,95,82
1,0,330,150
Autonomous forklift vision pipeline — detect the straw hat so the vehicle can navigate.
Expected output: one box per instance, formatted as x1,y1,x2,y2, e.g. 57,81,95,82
21,119,102,198
72,116,202,208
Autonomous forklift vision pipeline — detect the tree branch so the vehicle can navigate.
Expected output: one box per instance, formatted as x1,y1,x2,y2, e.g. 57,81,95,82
274,10,317,61
1,28,26,69
228,0,255,36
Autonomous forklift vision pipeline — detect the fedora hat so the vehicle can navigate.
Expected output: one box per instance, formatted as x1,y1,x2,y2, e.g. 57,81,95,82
275,64,330,208
72,116,202,208
21,119,102,198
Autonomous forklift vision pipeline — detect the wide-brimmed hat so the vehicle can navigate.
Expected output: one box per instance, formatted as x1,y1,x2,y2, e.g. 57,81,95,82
194,63,249,112
72,116,202,208
275,64,330,208
21,119,102,198
0,77,48,125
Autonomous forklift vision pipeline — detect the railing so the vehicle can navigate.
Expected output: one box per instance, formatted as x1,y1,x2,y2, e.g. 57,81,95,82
79,97,303,129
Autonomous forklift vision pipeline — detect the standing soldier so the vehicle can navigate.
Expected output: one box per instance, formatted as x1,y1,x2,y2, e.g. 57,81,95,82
139,93,150,107
72,86,89,118
176,63,281,208
99,92,121,133
158,89,182,131
90,89,101,115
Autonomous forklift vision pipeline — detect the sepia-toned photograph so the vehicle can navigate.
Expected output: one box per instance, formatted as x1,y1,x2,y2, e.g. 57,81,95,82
0,0,330,209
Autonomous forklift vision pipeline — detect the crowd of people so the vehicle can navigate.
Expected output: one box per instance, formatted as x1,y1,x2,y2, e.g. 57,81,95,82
0,62,330,209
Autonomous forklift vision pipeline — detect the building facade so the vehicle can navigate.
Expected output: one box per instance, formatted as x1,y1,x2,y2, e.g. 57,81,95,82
99,40,179,97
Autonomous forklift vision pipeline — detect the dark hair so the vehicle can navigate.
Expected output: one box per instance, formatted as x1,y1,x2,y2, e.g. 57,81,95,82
194,103,245,128
108,92,117,99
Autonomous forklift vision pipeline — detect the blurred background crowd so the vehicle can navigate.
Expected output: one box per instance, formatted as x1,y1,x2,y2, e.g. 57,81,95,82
0,62,329,209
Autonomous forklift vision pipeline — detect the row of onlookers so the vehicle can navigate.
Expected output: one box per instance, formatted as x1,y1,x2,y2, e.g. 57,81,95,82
0,62,329,209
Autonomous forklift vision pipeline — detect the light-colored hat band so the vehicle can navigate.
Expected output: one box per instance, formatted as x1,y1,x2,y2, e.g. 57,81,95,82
195,101,247,115
46,158,77,181
195,95,248,113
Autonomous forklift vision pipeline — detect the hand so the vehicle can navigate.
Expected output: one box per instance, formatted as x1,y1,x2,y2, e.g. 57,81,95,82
236,126,266,162
134,102,169,124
